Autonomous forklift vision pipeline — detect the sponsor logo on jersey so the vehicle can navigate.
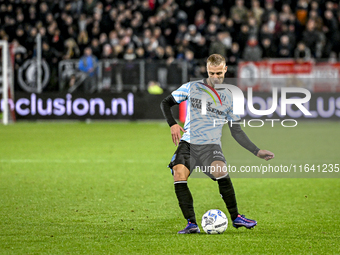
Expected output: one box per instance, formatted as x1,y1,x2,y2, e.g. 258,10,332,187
197,82,222,106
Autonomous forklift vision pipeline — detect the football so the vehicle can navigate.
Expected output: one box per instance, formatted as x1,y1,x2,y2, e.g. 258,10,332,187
201,209,228,234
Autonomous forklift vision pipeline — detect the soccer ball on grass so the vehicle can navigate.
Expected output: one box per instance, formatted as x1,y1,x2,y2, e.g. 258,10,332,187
201,209,228,234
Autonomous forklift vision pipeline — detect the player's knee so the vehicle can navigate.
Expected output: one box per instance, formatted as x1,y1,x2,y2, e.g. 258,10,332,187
173,165,189,182
210,161,228,179
173,171,188,182
213,171,229,179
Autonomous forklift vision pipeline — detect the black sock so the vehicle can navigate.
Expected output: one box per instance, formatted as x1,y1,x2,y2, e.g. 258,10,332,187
174,181,196,224
217,175,239,221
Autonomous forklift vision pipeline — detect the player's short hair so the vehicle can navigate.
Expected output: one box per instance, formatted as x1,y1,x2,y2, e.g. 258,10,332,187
207,54,226,67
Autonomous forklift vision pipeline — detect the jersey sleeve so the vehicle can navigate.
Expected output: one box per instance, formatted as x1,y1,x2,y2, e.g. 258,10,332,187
171,82,190,103
226,104,241,121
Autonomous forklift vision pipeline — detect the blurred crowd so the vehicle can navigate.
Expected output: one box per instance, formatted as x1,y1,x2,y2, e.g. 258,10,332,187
1,0,340,88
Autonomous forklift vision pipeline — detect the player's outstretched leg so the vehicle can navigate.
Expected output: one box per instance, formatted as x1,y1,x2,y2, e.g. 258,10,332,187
232,214,257,229
174,181,200,234
217,174,257,229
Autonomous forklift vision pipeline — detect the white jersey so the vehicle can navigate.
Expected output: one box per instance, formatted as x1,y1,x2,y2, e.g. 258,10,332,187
171,80,240,145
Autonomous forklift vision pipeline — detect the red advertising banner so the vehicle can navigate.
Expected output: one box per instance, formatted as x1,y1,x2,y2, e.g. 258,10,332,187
238,60,340,92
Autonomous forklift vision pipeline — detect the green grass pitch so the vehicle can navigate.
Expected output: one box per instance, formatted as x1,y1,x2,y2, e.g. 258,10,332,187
0,121,339,254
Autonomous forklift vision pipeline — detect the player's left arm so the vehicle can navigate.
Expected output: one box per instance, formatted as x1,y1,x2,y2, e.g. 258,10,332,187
256,149,275,161
228,122,275,161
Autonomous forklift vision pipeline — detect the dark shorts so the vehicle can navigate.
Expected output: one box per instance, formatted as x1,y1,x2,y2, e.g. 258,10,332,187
168,141,226,180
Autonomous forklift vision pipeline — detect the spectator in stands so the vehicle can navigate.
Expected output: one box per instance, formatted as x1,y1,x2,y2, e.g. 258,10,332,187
205,23,218,45
77,30,89,53
153,27,167,48
143,28,152,48
90,38,101,59
302,19,320,57
165,45,175,59
262,0,277,24
61,15,74,39
294,42,311,62
113,44,124,58
123,46,137,61
63,38,81,60
83,0,97,16
209,14,220,27
248,17,259,39
99,32,109,47
90,21,101,39
243,37,262,61
0,5,7,24
42,41,57,65
28,5,37,26
261,38,277,58
309,10,323,32
78,13,88,33
195,61,207,78
279,4,292,23
26,27,38,57
174,23,187,46
325,1,337,17
194,9,206,33
101,44,114,59
227,42,241,66
209,32,228,57
225,18,236,39
42,41,59,90
278,35,293,58
136,47,146,59
266,12,280,35
51,29,64,54
218,15,228,31
175,43,186,60
310,1,322,17
323,10,340,58
230,0,248,23
12,39,27,73
78,47,98,93
155,46,166,60
109,30,119,46
15,26,26,46
231,12,243,35
184,24,202,46
295,0,309,29
251,0,264,26
281,23,296,50
236,24,250,52
184,50,198,78
194,36,209,59
0,29,8,42
16,12,25,30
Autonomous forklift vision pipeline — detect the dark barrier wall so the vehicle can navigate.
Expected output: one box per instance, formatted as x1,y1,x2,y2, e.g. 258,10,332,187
2,92,339,120
11,92,179,120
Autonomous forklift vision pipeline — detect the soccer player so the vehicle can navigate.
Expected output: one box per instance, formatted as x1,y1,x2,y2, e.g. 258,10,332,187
160,54,274,234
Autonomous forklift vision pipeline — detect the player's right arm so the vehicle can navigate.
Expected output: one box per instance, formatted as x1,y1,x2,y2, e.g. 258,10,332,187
160,94,185,146
160,83,190,146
